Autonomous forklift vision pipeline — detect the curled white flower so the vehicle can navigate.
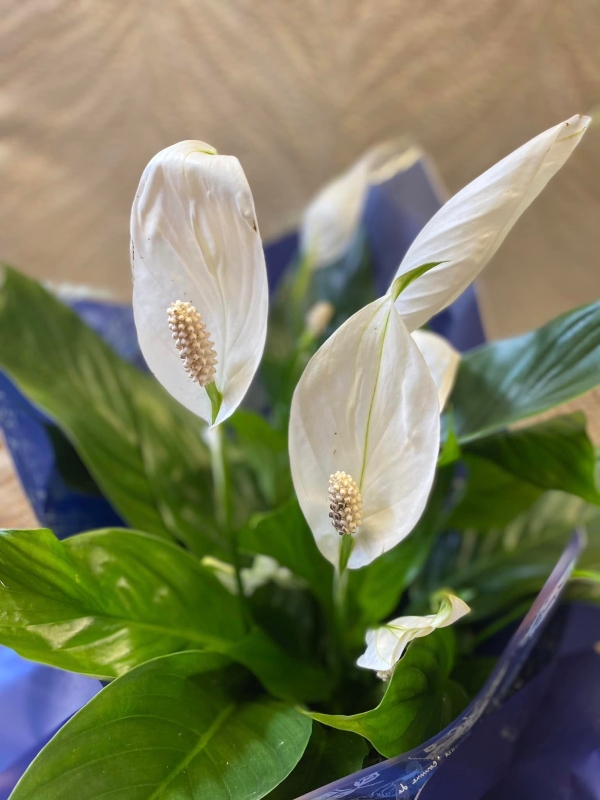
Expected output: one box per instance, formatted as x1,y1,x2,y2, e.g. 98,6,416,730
289,294,440,569
301,139,423,269
411,329,460,410
357,594,470,677
392,115,590,332
130,141,268,425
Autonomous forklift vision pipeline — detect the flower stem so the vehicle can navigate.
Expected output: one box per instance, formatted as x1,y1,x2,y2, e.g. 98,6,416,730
208,424,247,620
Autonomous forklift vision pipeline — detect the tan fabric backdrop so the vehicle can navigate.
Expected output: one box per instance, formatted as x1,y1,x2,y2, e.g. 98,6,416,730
1,0,599,338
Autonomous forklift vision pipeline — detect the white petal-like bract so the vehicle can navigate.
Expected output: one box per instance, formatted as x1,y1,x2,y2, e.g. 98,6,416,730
411,329,460,410
301,139,423,269
357,594,470,672
289,295,440,569
392,116,589,332
131,141,269,425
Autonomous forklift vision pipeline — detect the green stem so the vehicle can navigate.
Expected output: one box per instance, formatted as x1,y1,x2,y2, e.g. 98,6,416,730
290,251,315,334
331,535,354,682
209,424,247,620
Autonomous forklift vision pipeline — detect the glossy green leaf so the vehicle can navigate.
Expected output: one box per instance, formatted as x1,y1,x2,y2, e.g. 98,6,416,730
11,651,312,800
448,456,543,529
227,409,293,507
267,724,368,799
0,267,219,553
436,491,600,622
308,629,455,757
0,528,244,678
465,413,600,504
452,301,600,442
215,626,332,704
240,500,333,608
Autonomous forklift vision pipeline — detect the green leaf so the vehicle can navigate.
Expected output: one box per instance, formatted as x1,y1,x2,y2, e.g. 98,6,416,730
215,627,333,704
308,629,455,758
448,456,543,529
239,500,333,609
227,410,293,507
267,724,368,799
11,651,312,800
452,300,600,442
465,413,600,504
0,266,219,553
0,528,244,678
391,262,444,301
435,491,600,622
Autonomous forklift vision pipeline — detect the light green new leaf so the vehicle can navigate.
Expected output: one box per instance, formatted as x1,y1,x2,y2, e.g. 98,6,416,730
308,629,455,757
239,500,333,608
452,301,600,442
0,528,244,678
465,413,600,504
267,724,368,799
11,651,311,800
0,266,219,553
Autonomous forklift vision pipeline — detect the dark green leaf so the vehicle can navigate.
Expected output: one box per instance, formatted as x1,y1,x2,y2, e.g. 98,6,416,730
452,301,600,442
0,267,218,553
240,500,333,609
215,626,332,704
308,629,455,757
448,456,543,529
227,410,292,507
267,724,368,799
11,651,311,800
465,413,600,504
0,528,244,678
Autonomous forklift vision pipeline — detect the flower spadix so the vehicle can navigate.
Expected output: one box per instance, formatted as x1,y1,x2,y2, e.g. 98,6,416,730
357,594,470,678
391,115,590,332
289,294,440,569
131,141,268,426
301,139,422,269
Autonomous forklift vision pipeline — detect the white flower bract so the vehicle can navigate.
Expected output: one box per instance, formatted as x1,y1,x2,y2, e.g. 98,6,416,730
357,594,470,675
289,294,440,569
130,141,268,426
391,115,590,332
411,329,460,410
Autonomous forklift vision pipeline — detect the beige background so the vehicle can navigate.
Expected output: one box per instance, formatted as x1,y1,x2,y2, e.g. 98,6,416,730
0,0,599,341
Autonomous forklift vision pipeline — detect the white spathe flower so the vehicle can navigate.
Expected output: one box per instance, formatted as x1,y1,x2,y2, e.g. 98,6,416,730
201,554,299,596
300,139,423,269
357,594,470,675
289,294,441,570
130,141,269,426
392,115,590,332
411,329,460,410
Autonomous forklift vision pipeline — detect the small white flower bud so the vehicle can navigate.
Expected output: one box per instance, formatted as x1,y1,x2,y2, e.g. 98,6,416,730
305,301,335,338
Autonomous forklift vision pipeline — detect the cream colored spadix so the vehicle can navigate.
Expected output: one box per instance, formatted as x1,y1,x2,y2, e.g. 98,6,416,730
130,141,268,426
392,115,590,332
301,139,423,269
289,295,440,569
357,593,470,677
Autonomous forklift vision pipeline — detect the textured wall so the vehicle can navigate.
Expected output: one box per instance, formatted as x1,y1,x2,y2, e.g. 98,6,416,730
0,0,599,337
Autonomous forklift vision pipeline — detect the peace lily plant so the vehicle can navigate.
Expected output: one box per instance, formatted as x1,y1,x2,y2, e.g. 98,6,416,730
0,114,599,800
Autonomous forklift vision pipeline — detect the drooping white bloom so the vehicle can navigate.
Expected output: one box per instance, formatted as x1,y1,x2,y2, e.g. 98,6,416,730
392,116,590,332
300,139,424,269
411,329,460,410
357,594,470,676
289,294,440,569
131,141,268,425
